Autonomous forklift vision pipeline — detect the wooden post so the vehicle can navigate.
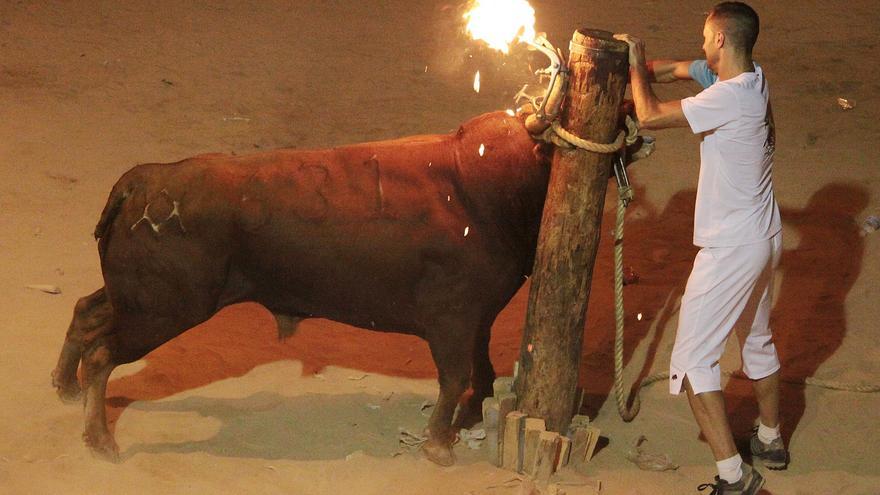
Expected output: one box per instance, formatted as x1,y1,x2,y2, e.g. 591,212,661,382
514,29,629,433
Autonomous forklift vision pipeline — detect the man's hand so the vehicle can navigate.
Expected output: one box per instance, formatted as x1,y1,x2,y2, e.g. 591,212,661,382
613,33,647,69
612,34,689,130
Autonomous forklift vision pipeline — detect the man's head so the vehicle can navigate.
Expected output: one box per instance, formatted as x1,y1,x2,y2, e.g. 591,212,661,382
701,2,759,70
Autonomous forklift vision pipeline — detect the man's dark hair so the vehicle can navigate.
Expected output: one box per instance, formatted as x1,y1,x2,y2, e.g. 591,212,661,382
709,2,760,55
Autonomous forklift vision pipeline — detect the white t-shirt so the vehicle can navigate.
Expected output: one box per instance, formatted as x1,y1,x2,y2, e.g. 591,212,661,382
681,63,781,247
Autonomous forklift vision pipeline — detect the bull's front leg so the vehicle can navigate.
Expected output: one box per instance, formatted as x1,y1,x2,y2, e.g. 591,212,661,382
422,319,475,466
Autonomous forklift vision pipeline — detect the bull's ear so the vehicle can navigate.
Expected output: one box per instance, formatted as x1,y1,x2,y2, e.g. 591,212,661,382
618,99,636,126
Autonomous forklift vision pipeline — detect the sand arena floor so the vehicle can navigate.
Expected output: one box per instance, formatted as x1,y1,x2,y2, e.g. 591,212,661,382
1,1,878,493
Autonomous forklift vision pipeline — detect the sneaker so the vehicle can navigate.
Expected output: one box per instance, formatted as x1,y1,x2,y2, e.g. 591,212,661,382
750,427,789,470
697,463,765,494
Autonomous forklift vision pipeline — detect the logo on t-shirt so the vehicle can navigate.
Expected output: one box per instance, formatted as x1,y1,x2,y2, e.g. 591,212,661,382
764,108,775,158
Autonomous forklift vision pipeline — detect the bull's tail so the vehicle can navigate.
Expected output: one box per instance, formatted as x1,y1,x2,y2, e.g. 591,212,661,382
94,186,128,241
93,166,148,256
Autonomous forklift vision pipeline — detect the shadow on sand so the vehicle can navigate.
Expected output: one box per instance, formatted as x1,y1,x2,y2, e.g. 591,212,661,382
121,391,444,461
98,182,867,465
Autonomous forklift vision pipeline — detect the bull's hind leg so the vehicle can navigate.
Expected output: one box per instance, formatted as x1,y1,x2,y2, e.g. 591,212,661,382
51,288,113,402
422,322,475,466
455,322,496,429
81,338,119,462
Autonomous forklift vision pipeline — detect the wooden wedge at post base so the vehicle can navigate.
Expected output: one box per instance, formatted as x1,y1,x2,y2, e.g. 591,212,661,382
502,411,527,472
493,377,514,397
569,426,589,468
584,426,601,464
556,435,571,471
522,418,546,473
532,431,561,482
568,414,591,435
482,397,501,466
496,392,517,455
570,424,602,472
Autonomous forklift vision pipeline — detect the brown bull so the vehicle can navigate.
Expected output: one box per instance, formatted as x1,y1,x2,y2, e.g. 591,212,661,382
51,111,555,466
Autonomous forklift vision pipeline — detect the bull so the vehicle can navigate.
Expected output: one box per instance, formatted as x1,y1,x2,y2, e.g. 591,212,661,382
51,111,556,466
51,109,643,465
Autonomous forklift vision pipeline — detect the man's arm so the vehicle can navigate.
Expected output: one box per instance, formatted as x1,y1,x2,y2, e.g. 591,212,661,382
647,60,693,83
613,34,690,130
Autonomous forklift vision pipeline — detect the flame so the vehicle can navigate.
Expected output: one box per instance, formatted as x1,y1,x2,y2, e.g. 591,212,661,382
473,70,481,93
464,0,537,54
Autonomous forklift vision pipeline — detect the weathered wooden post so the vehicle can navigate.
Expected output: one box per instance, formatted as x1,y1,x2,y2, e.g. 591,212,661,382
514,29,629,433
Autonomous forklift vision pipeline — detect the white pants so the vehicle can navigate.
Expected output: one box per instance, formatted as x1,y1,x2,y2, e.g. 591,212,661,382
670,232,782,395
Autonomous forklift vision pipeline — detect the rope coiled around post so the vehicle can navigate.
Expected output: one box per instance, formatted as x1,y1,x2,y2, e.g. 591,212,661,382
536,115,640,153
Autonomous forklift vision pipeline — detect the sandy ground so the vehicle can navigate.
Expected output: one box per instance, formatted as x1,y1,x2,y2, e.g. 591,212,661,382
1,1,879,493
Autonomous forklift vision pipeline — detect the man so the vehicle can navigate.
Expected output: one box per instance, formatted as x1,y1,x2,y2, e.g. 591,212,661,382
614,3,788,494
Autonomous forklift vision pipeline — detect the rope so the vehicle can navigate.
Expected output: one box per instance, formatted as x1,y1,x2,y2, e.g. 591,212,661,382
536,115,640,153
613,195,652,421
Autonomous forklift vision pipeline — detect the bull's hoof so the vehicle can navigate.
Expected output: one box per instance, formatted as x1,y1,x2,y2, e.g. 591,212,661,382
51,370,82,403
84,432,120,463
422,439,455,466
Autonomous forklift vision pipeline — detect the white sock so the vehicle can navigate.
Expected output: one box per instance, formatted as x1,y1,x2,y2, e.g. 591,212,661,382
757,420,781,444
716,454,743,484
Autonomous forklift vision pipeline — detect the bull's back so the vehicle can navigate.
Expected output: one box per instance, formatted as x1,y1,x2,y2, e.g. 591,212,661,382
221,135,498,331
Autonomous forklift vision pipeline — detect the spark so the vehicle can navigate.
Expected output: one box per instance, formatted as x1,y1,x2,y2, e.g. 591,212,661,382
637,313,643,321
473,70,481,93
464,226,470,237
479,143,485,156
505,108,515,116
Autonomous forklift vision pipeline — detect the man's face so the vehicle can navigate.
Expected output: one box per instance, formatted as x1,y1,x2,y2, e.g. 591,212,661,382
702,19,721,71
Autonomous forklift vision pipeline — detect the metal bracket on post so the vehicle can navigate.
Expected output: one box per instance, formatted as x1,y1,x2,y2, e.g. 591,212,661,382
613,150,633,207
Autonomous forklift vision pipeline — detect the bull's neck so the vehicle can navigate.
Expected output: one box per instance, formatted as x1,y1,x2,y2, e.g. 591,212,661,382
450,113,551,272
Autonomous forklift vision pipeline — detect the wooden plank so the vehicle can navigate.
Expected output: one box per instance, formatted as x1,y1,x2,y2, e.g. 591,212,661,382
584,425,601,463
571,425,602,473
501,411,527,472
493,377,514,397
569,425,590,469
496,391,517,454
522,417,546,474
556,435,571,470
532,431,560,482
482,397,501,466
568,414,590,435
